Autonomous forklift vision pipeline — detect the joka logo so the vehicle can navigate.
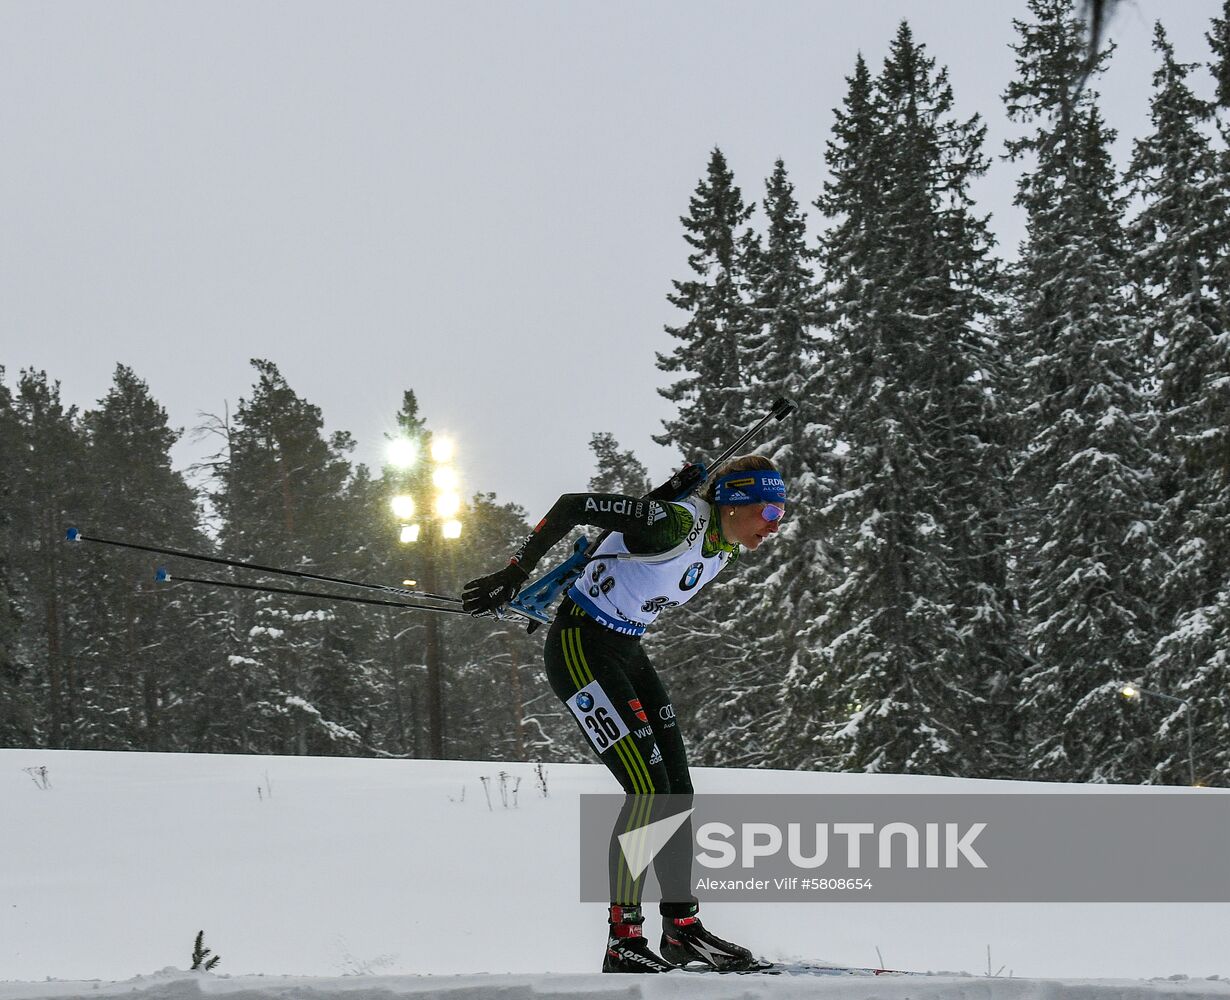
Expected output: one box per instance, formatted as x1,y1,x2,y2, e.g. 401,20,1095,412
684,513,708,547
616,808,694,879
628,698,649,723
575,692,595,712
679,562,704,591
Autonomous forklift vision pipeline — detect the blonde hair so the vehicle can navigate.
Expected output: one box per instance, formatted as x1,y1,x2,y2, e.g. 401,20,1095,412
702,454,776,503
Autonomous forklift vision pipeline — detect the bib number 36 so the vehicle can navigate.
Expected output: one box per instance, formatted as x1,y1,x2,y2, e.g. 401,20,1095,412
567,680,630,753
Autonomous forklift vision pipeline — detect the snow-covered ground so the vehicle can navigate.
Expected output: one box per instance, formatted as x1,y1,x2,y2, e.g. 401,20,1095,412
1,748,1227,1000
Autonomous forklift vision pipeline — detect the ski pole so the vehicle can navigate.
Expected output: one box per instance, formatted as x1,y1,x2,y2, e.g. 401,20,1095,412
589,395,796,544
152,568,474,615
701,396,798,484
65,528,461,606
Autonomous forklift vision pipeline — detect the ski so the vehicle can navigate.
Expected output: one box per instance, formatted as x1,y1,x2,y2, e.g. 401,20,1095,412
682,960,918,977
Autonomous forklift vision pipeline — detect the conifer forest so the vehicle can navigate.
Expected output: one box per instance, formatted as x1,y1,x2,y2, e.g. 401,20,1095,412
3,0,1229,786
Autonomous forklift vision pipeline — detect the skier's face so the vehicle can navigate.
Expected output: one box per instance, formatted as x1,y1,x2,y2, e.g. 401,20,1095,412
722,502,785,550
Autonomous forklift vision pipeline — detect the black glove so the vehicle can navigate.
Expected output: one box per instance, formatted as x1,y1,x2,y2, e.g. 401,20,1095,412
645,462,707,503
462,563,529,617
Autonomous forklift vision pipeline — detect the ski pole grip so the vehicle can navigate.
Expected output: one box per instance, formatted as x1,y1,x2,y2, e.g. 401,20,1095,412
66,528,82,542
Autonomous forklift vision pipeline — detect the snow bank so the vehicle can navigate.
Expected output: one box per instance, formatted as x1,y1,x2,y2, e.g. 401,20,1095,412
2,748,1227,990
2,969,1229,1000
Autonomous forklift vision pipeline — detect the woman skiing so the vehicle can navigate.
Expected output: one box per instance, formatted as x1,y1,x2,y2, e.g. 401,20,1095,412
462,455,787,973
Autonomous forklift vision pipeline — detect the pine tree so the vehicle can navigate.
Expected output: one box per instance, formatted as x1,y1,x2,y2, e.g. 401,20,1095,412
655,147,756,461
7,371,90,747
190,931,221,972
772,55,880,770
1209,0,1230,109
648,149,758,761
1128,24,1230,785
210,360,356,754
803,25,1015,777
587,433,651,497
1004,0,1164,782
74,365,217,750
0,370,37,745
707,159,834,767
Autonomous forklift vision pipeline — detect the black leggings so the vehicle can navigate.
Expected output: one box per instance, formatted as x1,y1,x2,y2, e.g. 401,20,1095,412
545,598,697,916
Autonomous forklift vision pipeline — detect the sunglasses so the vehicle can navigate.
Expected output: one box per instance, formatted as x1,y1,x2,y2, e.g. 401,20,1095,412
760,504,786,523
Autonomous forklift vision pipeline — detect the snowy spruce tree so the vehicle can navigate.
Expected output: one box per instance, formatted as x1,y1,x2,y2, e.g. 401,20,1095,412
209,360,366,754
655,147,756,462
1127,23,1230,784
0,371,36,745
1003,0,1165,783
4,371,91,747
76,365,219,750
709,159,836,767
804,26,1017,778
649,148,759,761
769,55,881,768
1210,0,1230,108
587,432,652,497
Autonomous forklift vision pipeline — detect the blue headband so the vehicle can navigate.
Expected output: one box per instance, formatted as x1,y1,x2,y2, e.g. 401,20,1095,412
714,469,787,506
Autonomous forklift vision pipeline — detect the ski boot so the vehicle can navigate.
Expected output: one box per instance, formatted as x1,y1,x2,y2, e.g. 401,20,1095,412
659,912,763,971
602,905,675,973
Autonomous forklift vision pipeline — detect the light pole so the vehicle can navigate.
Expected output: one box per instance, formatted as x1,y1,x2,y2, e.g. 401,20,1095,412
388,433,463,759
1118,683,1196,786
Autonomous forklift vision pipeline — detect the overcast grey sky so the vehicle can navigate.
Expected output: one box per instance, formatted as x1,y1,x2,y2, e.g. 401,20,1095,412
1,1,1223,520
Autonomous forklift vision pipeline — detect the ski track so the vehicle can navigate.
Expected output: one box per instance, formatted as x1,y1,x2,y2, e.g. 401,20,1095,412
2,969,1230,1000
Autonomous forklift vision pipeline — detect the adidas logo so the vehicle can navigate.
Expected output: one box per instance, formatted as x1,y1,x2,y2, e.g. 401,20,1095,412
649,744,662,765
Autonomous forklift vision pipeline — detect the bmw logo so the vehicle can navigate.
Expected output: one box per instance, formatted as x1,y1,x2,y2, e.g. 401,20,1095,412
679,562,704,591
576,692,595,712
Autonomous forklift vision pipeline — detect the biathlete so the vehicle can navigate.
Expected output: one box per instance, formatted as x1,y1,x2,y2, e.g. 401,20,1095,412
462,455,788,974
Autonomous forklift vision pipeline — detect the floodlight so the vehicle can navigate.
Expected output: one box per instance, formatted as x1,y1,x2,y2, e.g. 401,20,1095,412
432,466,459,490
430,436,455,463
442,520,463,540
391,495,415,519
399,524,421,544
387,438,419,469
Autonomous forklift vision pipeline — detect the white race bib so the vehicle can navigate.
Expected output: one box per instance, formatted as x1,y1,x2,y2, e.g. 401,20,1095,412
567,680,630,753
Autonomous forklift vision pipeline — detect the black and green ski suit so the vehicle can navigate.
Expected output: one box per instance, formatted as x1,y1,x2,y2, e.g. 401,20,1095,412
512,491,739,915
